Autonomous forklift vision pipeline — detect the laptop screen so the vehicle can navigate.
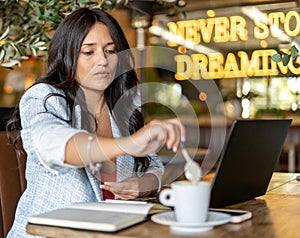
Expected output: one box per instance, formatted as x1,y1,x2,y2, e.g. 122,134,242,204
209,119,292,208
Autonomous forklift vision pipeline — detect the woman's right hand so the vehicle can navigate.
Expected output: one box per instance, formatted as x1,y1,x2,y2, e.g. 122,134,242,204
117,118,185,157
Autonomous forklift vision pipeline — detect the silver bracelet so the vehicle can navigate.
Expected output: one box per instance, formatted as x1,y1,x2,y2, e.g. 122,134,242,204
87,135,101,175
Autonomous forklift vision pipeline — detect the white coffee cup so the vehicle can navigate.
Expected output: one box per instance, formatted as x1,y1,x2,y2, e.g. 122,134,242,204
159,180,211,223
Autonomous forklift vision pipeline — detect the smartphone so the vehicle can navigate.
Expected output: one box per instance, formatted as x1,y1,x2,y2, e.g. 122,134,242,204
209,208,252,223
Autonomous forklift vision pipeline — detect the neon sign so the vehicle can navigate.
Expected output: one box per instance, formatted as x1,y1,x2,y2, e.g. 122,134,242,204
168,10,300,79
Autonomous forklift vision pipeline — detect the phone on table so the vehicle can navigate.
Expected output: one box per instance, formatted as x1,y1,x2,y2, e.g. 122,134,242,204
209,208,252,223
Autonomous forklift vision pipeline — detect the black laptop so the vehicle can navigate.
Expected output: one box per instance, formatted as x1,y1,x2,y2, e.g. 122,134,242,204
209,119,292,208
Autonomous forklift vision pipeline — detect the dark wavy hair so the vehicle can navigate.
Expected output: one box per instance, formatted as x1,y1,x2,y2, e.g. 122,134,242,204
8,8,150,173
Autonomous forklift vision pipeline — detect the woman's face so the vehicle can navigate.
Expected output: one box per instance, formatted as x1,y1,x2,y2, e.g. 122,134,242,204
75,22,118,92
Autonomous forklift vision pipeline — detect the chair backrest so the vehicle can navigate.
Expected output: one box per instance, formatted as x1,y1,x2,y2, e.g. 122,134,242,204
0,107,26,238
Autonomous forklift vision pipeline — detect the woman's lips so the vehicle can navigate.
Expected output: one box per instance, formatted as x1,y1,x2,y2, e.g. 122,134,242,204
94,71,109,77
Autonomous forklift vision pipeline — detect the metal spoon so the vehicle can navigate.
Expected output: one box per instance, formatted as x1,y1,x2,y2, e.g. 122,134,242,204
180,143,202,184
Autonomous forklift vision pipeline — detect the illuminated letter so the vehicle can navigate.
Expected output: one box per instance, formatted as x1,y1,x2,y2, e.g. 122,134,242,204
284,11,300,37
230,16,248,41
198,19,214,43
238,51,252,77
268,12,285,38
185,20,200,44
174,55,192,80
207,53,224,79
266,49,280,75
223,53,241,78
288,53,300,74
252,50,278,76
167,22,179,47
274,49,288,75
254,14,269,39
214,17,230,43
191,54,209,79
176,21,187,45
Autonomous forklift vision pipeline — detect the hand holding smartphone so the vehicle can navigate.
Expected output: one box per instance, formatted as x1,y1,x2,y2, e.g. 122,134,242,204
209,208,252,223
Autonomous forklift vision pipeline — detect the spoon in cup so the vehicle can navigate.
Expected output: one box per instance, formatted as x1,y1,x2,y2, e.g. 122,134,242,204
180,143,202,184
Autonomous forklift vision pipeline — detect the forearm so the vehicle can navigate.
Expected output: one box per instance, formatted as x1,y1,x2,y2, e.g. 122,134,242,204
65,132,124,166
65,117,185,167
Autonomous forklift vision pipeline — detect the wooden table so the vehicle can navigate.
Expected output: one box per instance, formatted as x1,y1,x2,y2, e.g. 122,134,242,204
26,172,300,238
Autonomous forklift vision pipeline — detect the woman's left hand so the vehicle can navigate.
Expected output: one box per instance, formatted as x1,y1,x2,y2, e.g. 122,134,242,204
100,173,158,200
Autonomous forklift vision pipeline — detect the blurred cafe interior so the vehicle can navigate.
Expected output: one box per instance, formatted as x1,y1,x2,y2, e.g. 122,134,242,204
1,0,300,175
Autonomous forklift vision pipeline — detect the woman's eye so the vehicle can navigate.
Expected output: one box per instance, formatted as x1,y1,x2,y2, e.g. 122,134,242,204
105,49,117,54
82,51,94,56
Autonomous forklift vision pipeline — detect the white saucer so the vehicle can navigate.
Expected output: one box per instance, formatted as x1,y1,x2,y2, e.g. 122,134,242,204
151,211,231,233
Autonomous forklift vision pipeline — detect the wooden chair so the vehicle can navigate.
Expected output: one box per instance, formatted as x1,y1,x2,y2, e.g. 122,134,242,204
0,107,26,238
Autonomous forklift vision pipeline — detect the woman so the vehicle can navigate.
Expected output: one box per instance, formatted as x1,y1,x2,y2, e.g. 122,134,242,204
7,7,185,237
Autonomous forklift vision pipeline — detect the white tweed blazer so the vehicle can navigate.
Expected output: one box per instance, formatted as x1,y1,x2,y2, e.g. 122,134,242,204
7,83,164,238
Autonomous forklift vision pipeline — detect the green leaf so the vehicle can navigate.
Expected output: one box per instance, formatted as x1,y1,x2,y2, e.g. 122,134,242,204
1,59,21,68
271,54,282,62
291,45,299,59
45,0,57,6
33,41,45,47
0,50,5,61
282,54,291,66
0,27,10,41
35,6,42,17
